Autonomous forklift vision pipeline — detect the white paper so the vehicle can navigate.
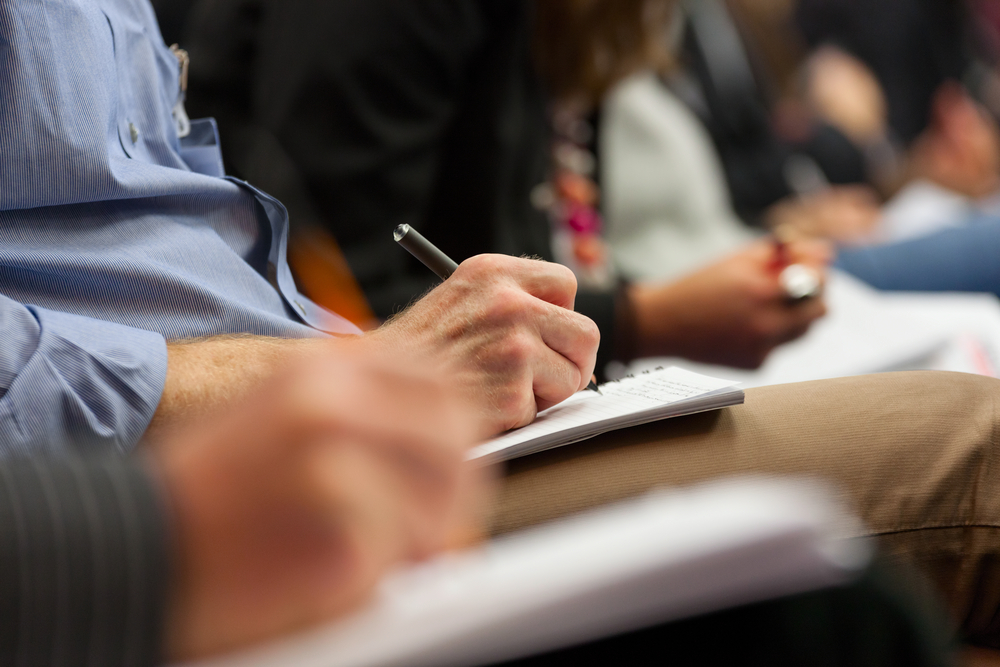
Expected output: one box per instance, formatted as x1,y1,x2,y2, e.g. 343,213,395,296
870,179,1000,244
183,478,868,667
628,271,1000,388
469,367,742,463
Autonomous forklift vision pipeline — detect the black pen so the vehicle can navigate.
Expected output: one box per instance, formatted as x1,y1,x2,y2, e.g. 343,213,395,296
393,224,602,395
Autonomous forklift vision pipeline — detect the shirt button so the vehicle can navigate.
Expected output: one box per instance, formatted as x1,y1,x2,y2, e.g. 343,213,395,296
294,301,307,315
128,122,139,144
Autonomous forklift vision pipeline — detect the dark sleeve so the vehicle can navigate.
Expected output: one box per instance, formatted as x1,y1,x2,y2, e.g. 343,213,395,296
575,289,628,379
0,457,169,666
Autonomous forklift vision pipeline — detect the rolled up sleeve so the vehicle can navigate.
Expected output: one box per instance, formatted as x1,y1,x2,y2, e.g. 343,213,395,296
0,295,167,455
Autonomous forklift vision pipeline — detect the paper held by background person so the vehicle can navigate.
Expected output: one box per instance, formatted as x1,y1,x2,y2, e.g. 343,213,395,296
183,478,868,667
869,179,1000,244
470,367,744,465
625,271,1000,388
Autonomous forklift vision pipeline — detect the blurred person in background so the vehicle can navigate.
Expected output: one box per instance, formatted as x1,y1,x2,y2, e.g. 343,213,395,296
685,0,1000,240
602,0,1000,297
182,0,829,374
674,0,877,226
677,0,976,220
790,0,1000,292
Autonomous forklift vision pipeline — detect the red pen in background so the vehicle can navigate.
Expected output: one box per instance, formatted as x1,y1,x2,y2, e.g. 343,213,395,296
770,235,791,274
770,234,822,302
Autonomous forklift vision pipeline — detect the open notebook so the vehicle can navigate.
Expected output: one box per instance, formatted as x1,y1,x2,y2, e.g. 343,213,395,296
470,367,744,464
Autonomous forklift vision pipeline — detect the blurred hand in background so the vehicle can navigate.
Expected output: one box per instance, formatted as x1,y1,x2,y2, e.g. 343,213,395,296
767,186,882,245
804,46,890,147
628,238,832,369
150,351,484,661
911,83,1000,199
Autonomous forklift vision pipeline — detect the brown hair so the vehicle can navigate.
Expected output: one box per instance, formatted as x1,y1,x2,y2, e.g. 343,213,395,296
534,0,675,107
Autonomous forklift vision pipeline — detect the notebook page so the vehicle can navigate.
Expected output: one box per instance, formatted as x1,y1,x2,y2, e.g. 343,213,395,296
470,367,740,463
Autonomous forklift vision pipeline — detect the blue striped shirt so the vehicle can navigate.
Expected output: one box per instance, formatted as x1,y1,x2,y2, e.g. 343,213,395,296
0,0,360,454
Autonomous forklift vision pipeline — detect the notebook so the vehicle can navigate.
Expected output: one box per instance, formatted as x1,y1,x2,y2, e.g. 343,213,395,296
183,478,867,667
469,367,743,464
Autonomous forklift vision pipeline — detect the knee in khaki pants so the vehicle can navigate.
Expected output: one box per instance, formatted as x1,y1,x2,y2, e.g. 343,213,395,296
491,371,1000,645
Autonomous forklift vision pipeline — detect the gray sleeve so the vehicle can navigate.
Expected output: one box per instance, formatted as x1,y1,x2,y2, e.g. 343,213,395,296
0,456,169,666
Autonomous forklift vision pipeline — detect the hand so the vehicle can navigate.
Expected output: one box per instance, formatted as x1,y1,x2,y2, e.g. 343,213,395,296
766,186,881,245
628,239,831,369
910,83,1000,199
149,352,482,661
361,255,601,435
805,46,888,145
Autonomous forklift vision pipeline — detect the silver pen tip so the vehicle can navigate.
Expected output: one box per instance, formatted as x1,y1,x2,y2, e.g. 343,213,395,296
393,224,410,242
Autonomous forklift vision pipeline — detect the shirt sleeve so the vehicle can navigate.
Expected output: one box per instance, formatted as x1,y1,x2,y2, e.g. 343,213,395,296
0,294,168,455
0,456,169,667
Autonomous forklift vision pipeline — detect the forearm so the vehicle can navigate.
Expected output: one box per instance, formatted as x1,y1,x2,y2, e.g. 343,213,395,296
144,335,330,443
626,280,692,360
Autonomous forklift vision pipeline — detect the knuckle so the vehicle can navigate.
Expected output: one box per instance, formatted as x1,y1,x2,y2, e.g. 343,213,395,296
498,332,535,367
580,315,601,348
494,385,536,429
482,296,516,327
458,254,507,283
550,261,578,286
547,263,579,302
485,286,532,324
464,253,501,273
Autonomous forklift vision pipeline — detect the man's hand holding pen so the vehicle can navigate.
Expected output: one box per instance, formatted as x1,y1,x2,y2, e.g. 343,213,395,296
362,253,601,437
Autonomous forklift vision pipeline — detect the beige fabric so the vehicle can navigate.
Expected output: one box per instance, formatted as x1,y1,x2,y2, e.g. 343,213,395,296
491,371,1000,644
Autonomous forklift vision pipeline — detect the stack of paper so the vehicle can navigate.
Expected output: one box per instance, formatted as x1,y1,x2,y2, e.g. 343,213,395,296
470,367,743,464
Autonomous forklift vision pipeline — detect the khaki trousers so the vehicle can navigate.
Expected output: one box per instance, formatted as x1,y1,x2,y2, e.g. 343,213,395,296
491,371,1000,646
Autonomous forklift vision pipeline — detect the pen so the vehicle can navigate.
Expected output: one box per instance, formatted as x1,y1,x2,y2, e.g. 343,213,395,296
394,224,602,395
770,235,822,302
393,224,459,280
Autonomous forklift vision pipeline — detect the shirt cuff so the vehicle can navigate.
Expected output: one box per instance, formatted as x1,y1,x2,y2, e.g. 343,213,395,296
0,305,167,455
